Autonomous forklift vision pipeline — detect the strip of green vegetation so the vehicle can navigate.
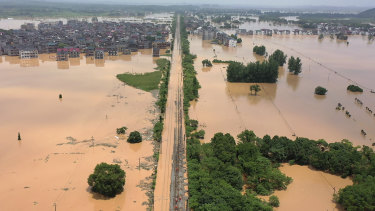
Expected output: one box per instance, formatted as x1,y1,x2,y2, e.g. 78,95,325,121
116,71,162,92
212,59,233,64
180,15,201,137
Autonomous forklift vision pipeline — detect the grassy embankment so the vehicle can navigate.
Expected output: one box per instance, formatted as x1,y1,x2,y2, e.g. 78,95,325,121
116,71,162,92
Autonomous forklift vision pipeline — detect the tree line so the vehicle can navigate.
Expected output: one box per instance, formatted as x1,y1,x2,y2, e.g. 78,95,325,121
181,16,201,137
227,60,279,83
153,58,171,142
226,49,291,83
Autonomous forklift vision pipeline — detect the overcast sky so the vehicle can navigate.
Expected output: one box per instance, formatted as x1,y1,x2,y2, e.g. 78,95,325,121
68,0,375,7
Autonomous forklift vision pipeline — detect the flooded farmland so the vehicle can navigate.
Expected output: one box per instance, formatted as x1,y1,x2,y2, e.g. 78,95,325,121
189,34,375,146
0,50,166,210
189,32,375,210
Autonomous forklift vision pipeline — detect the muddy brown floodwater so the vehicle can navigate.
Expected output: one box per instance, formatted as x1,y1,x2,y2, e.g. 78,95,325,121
189,34,375,210
0,49,169,210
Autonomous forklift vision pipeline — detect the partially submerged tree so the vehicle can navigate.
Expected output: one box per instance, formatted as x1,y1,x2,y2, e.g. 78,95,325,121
202,59,213,67
88,163,126,197
288,56,302,75
315,86,328,95
347,85,363,93
116,127,128,135
250,84,261,95
269,50,287,66
127,131,142,143
253,45,266,56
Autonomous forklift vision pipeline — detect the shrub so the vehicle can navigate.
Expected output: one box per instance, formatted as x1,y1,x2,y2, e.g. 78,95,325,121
253,45,266,56
191,130,205,139
127,131,142,143
88,163,126,197
315,86,328,95
269,195,280,207
347,85,363,93
116,127,127,135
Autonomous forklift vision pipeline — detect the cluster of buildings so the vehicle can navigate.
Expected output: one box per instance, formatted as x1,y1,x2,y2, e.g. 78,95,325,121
187,14,375,42
0,19,171,60
191,26,238,47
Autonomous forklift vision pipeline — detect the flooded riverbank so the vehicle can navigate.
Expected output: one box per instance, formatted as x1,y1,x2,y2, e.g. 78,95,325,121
0,51,161,210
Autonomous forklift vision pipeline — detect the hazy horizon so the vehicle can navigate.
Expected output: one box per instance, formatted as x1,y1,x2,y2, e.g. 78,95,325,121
1,0,375,8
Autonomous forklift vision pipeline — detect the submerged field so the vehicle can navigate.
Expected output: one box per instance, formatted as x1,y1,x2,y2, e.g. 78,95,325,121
0,50,166,210
188,33,375,210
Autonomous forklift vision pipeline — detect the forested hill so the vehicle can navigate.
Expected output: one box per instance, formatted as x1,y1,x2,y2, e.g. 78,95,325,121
358,8,375,18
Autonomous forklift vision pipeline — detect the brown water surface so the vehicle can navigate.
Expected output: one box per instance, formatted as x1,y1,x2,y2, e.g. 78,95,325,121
0,52,160,210
272,165,352,211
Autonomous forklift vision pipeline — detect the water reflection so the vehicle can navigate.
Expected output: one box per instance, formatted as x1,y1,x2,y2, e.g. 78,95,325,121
0,50,162,70
286,73,301,91
20,58,39,67
57,61,69,69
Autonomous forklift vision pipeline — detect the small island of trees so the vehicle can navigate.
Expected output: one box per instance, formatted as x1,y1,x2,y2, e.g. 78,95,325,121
202,59,213,67
116,126,127,134
227,60,278,83
347,85,363,93
315,86,328,95
127,131,142,143
88,163,126,197
253,45,266,56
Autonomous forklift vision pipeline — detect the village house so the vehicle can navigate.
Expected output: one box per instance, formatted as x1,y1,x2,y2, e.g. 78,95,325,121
19,47,38,59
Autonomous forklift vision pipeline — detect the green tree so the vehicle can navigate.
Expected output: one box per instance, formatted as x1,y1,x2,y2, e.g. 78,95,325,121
315,86,328,95
116,126,127,135
211,133,236,164
347,85,363,92
269,195,280,207
127,131,142,143
288,56,302,75
88,163,126,197
237,130,257,144
202,59,213,67
253,45,266,56
269,50,287,66
250,84,261,95
337,176,375,211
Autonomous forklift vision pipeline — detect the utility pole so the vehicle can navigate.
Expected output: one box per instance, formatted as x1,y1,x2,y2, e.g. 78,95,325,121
53,203,56,211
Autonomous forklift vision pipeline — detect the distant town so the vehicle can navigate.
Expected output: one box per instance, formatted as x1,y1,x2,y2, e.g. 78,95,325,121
0,18,171,60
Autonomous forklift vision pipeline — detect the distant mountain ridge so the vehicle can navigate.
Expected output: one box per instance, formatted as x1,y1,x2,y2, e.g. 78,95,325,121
358,8,375,18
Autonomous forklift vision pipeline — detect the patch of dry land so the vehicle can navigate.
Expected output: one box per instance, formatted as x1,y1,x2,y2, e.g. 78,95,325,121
0,49,168,210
